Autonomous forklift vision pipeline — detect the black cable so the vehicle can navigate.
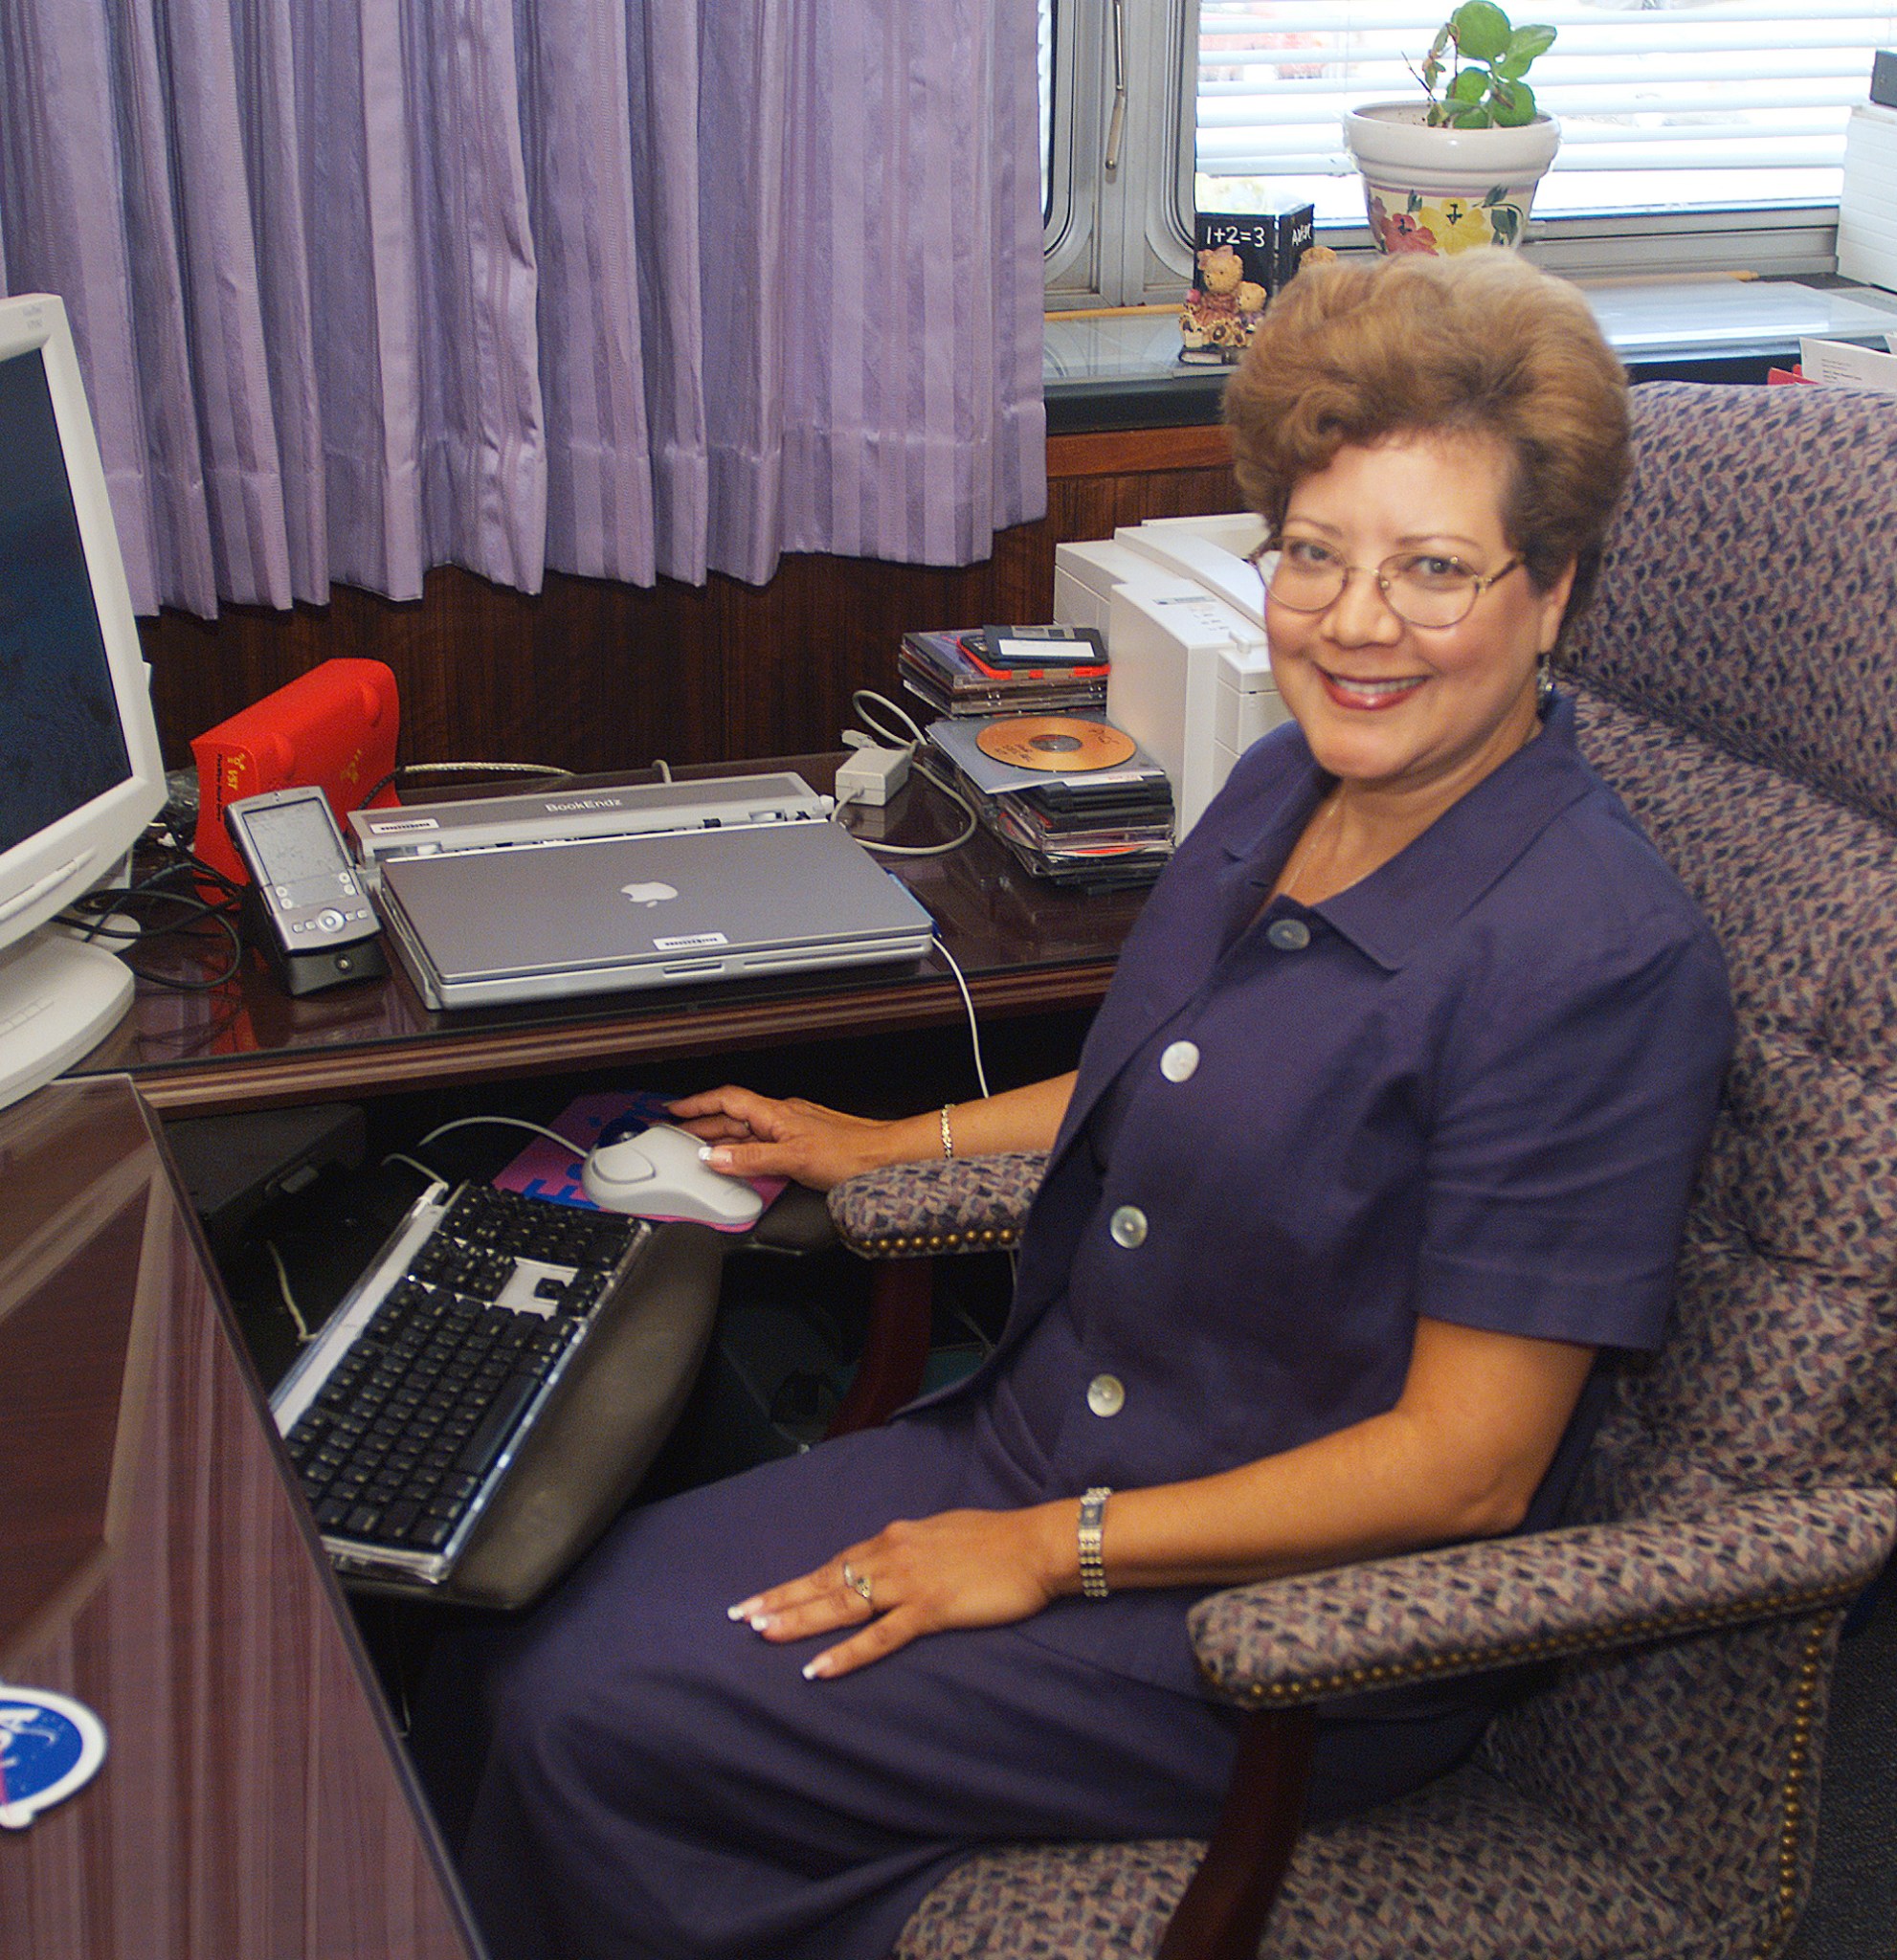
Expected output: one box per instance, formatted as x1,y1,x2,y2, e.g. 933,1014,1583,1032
361,759,577,808
57,838,247,990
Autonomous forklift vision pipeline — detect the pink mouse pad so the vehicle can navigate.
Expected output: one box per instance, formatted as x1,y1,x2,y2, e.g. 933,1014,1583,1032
492,1090,787,1230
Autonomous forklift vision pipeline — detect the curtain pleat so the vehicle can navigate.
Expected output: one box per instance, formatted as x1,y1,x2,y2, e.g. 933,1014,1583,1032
0,0,1044,619
521,0,659,586
231,0,329,605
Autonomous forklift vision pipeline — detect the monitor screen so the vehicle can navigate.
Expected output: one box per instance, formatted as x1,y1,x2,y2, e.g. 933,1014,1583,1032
0,346,133,857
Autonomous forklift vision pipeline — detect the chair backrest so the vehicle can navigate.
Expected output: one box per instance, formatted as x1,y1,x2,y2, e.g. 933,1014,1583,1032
1480,382,1897,1937
1562,381,1897,1523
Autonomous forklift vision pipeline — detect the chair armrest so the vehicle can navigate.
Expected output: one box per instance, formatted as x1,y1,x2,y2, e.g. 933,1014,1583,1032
825,1151,1047,1259
1189,1484,1897,1708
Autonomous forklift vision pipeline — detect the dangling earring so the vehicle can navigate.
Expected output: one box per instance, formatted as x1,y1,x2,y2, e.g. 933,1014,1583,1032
1536,652,1553,711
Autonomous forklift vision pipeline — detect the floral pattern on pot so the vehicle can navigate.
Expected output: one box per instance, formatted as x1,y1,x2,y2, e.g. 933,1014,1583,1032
1366,186,1535,255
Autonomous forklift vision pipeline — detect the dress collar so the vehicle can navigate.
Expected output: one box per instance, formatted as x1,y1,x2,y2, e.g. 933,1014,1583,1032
1217,695,1599,973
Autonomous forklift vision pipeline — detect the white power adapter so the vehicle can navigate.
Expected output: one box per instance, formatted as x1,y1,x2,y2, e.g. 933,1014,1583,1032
835,745,912,806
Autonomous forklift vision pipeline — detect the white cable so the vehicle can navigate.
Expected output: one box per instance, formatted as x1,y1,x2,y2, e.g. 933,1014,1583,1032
848,688,927,752
262,1238,312,1344
932,934,991,1101
416,1114,582,1152
836,689,979,857
950,1303,997,1356
842,799,977,858
379,1151,448,1186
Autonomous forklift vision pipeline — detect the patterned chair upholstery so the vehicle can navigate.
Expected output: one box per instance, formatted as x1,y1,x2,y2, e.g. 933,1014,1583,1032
837,382,1897,1959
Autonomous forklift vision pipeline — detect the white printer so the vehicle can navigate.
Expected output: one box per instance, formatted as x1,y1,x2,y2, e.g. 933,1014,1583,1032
1054,513,1289,837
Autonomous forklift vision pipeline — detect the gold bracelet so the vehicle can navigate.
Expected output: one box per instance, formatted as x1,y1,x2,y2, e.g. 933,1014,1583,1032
1078,1486,1111,1599
940,1102,954,1160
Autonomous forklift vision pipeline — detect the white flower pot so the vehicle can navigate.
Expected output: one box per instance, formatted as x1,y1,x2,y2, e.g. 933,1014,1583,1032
1342,101,1560,255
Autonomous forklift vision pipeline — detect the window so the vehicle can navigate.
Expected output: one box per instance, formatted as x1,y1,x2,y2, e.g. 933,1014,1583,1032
1044,0,1887,302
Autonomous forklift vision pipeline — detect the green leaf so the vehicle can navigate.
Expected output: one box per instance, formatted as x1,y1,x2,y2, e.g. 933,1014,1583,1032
1422,54,1443,88
1489,205,1522,243
1450,1,1511,62
1427,24,1453,59
1448,102,1493,127
1507,23,1557,63
1448,67,1488,102
1491,78,1537,125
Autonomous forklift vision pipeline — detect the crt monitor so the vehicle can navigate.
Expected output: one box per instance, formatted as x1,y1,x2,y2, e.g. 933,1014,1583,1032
0,292,166,1111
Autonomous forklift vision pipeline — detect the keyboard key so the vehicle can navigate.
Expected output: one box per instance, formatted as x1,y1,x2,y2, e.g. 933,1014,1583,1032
454,1372,538,1479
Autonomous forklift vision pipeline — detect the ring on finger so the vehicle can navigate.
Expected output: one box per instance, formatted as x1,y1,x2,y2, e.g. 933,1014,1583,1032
841,1561,875,1608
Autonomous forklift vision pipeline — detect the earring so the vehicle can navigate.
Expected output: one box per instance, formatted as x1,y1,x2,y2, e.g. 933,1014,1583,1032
1536,652,1553,710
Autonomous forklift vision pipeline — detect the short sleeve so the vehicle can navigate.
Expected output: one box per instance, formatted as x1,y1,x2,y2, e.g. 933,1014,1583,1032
1414,917,1734,1350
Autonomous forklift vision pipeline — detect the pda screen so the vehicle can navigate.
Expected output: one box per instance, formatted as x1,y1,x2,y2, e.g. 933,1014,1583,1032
243,798,344,896
0,346,133,856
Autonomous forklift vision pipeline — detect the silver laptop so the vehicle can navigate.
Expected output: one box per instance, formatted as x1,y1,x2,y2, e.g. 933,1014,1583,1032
374,816,935,1009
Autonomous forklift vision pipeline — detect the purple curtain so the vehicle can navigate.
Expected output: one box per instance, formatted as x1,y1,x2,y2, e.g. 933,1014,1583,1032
0,1,1045,616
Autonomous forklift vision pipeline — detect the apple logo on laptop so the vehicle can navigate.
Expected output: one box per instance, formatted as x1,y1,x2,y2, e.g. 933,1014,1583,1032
621,880,679,907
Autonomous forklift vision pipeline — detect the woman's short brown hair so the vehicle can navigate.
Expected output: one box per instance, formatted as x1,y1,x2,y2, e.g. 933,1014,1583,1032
1223,253,1629,627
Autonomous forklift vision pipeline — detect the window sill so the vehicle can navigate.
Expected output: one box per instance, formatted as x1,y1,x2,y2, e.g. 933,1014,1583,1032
1044,277,1897,437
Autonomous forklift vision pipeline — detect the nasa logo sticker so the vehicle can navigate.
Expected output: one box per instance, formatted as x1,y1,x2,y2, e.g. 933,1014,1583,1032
0,1683,107,1828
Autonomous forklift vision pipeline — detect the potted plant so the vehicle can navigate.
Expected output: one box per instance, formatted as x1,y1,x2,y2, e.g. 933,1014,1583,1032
1342,1,1560,256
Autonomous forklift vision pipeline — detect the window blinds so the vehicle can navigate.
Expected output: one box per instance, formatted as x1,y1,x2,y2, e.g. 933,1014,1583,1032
1197,0,1897,212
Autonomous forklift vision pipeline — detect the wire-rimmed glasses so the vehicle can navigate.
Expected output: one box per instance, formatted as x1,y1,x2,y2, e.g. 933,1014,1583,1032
1247,536,1522,630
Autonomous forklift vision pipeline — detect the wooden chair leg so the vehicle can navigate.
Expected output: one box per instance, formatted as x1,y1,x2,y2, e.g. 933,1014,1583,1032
1156,1706,1317,1960
824,1257,935,1437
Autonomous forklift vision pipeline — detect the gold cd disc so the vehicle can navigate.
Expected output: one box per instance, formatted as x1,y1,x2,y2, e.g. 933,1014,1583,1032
974,717,1136,772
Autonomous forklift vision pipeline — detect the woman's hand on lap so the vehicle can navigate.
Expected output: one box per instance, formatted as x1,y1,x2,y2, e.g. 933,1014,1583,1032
727,1505,1071,1680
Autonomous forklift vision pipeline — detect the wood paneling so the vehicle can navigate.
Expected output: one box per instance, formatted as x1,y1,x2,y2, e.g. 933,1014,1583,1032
137,434,1244,774
1046,424,1232,476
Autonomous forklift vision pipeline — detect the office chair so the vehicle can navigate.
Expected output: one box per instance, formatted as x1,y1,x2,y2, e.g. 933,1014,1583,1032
823,381,1897,1959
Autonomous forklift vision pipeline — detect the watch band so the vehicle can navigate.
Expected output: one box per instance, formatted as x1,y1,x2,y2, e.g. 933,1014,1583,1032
1078,1485,1111,1600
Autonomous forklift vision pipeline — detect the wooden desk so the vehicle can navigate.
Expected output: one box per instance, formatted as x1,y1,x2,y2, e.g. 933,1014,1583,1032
3,774,1143,1954
69,760,1144,1118
0,1077,477,1959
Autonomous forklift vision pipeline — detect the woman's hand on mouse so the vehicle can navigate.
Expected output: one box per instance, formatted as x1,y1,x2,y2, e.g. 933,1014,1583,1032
665,1086,914,1191
726,1503,1073,1680
670,1073,1076,1192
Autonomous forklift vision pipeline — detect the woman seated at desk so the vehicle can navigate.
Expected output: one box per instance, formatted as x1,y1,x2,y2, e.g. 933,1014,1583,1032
419,252,1735,1960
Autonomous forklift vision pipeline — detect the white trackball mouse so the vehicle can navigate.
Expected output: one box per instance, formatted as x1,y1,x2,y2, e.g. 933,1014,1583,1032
580,1122,766,1229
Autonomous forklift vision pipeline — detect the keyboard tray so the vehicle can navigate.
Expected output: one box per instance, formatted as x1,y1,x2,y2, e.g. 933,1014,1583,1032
274,1182,653,1589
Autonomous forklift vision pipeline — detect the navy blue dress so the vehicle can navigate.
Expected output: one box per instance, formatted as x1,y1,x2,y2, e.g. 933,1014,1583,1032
418,699,1734,1960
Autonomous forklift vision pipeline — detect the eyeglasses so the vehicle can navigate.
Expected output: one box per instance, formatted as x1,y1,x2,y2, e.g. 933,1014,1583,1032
1248,537,1522,629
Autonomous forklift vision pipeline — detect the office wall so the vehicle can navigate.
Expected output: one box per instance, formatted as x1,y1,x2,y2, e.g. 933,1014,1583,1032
136,430,1239,775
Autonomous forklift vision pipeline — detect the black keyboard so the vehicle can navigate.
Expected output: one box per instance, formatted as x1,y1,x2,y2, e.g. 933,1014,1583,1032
273,1181,650,1586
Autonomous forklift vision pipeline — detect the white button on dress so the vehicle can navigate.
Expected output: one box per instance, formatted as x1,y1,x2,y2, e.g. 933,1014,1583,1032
1159,1040,1199,1081
1266,918,1311,952
1086,1373,1126,1417
1109,1205,1148,1248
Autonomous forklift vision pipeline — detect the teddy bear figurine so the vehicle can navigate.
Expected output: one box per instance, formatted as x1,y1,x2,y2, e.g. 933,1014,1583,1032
1179,244,1267,363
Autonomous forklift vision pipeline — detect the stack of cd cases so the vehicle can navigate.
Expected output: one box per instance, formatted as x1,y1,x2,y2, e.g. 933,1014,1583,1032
900,628,1108,720
926,715,1174,891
